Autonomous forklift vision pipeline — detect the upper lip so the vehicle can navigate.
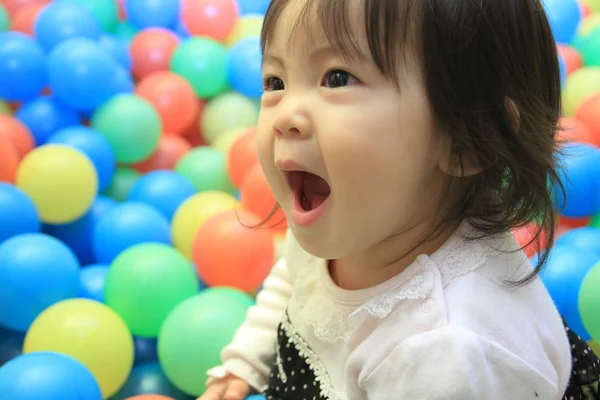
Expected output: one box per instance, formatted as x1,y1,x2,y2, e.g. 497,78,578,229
275,159,315,175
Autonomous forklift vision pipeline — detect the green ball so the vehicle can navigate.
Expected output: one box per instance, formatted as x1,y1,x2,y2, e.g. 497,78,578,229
92,94,161,163
102,168,140,202
579,261,600,341
0,4,8,32
170,37,228,99
114,22,138,43
0,100,11,115
158,289,249,396
209,287,255,309
175,147,236,194
105,243,199,338
68,0,119,32
201,92,259,144
562,67,600,116
574,27,600,67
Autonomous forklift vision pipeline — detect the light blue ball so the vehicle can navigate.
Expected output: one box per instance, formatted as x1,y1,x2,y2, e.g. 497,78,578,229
0,183,40,244
125,0,180,29
542,0,582,44
78,264,109,303
0,32,46,102
238,0,270,15
228,37,263,98
98,34,132,71
16,96,80,145
556,227,600,258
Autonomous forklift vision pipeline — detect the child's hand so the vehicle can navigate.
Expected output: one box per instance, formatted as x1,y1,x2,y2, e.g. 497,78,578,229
197,374,252,400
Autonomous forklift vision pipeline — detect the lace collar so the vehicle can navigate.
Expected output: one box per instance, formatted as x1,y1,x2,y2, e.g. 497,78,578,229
287,221,502,343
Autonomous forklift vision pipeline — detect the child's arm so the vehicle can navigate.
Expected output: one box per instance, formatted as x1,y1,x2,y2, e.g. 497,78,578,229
206,255,293,393
360,326,563,400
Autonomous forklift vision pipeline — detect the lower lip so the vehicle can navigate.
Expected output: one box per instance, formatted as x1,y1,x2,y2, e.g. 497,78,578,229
291,192,330,227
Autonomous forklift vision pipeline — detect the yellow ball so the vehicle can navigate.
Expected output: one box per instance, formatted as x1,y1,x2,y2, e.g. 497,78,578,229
212,128,246,154
562,67,600,116
201,92,259,145
23,298,134,399
16,145,98,224
172,191,239,259
225,15,263,47
579,14,600,36
581,0,600,12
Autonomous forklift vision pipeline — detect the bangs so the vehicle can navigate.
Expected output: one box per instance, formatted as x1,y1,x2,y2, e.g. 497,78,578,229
260,0,421,83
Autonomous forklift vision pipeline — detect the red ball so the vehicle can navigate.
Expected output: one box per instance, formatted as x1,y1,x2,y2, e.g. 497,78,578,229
10,3,46,36
511,223,547,258
193,209,274,292
557,45,583,76
133,135,192,173
575,93,600,146
130,28,179,80
0,115,35,160
557,117,599,148
181,0,239,42
241,163,287,232
0,138,19,183
227,127,258,188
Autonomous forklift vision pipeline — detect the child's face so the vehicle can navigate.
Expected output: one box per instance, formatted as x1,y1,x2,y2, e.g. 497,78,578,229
256,0,449,259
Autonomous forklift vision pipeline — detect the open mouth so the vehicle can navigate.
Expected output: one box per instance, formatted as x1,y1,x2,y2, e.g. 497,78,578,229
286,171,331,212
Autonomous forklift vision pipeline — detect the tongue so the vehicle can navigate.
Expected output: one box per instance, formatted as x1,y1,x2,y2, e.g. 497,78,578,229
302,172,331,211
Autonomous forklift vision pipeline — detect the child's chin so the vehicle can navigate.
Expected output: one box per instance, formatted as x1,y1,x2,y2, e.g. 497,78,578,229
292,227,344,260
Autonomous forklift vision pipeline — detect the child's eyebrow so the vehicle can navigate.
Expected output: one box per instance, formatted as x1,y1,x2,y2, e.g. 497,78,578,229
263,44,366,67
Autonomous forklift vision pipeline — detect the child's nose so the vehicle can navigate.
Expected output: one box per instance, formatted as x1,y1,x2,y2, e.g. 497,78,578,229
272,97,312,139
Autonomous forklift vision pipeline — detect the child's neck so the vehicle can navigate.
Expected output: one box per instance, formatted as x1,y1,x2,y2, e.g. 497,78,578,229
328,220,461,291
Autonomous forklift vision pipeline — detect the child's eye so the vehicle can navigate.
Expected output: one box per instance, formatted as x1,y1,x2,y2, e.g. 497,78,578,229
263,77,285,91
322,69,359,88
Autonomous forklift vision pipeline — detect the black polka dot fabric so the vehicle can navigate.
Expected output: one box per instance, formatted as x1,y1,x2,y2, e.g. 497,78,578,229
562,320,600,400
263,313,328,400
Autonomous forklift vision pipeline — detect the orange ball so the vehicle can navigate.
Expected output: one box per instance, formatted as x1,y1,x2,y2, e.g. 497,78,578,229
10,3,45,36
227,127,258,188
125,396,175,400
130,28,179,80
575,93,600,146
193,209,274,292
0,138,19,183
511,223,548,258
0,115,35,160
181,99,207,148
558,117,599,147
136,71,199,135
133,134,192,173
557,45,583,76
4,0,49,18
241,163,287,232
181,0,239,42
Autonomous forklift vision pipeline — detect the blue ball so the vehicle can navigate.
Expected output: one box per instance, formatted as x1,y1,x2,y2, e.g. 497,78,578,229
111,65,135,95
111,362,193,399
537,245,599,340
554,143,600,217
78,264,109,303
133,337,158,365
125,0,180,29
0,234,80,332
228,37,263,98
173,19,191,39
128,170,196,221
247,395,267,400
47,126,116,191
47,195,117,266
559,53,567,86
48,38,121,111
93,202,171,264
542,0,582,44
98,34,132,71
16,96,80,145
0,352,102,400
0,32,46,102
238,0,270,15
35,1,102,52
0,183,40,244
556,227,600,258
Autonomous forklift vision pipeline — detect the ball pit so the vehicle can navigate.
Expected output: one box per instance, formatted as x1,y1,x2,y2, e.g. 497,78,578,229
4,1,600,399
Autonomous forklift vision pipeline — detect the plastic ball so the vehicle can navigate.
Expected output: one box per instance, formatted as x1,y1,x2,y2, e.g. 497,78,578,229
0,32,45,102
556,227,600,257
105,243,198,338
11,3,45,36
47,126,116,192
91,94,161,163
15,95,80,145
61,0,119,32
542,0,582,44
170,37,228,99
227,37,262,98
115,21,138,43
557,117,599,148
0,116,34,160
576,26,600,66
35,1,101,51
226,14,263,46
0,233,80,331
580,261,600,341
98,34,132,71
209,286,255,309
78,264,109,303
171,191,239,259
247,396,266,400
0,139,19,183
128,170,196,221
3,0,50,17
23,298,134,399
93,202,171,264
125,0,180,29
241,164,287,232
0,352,102,400
133,337,158,365
228,127,259,187
213,127,246,153
537,246,597,340
193,209,274,291
0,183,40,243
136,71,199,135
131,28,179,80
0,101,10,115
562,67,600,116
158,289,249,396
0,4,8,31
575,93,600,145
0,326,24,367
133,135,192,173
112,363,191,399
579,12,600,37
176,146,236,194
181,0,238,42
17,144,98,223
49,195,117,265
581,0,600,12
202,92,259,144
103,167,140,202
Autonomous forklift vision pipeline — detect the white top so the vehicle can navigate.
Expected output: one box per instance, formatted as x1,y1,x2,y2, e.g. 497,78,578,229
208,221,572,399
